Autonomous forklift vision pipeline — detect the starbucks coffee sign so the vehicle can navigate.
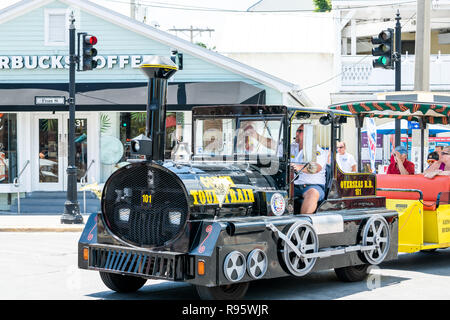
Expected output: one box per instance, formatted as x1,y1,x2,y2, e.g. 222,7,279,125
0,55,148,70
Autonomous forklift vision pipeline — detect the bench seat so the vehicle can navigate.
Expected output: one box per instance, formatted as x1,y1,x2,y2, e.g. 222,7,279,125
376,174,450,210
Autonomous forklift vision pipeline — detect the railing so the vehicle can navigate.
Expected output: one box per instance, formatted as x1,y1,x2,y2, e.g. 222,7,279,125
80,160,95,214
340,54,450,91
13,160,30,214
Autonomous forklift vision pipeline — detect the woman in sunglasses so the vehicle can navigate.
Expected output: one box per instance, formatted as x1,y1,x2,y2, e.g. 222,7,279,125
425,151,440,170
424,146,450,178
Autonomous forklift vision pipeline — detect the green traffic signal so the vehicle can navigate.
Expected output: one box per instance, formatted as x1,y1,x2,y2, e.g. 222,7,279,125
373,56,391,68
371,28,394,69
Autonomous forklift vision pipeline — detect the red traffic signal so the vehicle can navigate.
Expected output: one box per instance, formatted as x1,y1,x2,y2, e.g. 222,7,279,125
82,34,98,71
84,35,97,45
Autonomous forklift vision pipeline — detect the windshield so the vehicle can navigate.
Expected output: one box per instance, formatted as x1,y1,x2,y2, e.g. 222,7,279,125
194,118,235,156
193,118,283,157
236,120,283,156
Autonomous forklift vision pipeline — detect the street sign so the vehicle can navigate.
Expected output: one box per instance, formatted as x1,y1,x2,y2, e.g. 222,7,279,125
407,121,420,130
34,96,66,106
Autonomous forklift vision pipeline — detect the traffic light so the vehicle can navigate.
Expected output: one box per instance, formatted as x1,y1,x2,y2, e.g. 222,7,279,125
371,28,394,69
82,34,98,71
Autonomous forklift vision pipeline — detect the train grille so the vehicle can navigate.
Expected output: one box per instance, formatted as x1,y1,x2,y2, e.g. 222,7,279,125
89,245,184,281
102,163,189,247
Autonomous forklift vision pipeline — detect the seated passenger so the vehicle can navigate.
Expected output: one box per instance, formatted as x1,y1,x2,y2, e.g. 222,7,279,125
424,146,450,178
386,145,415,175
425,151,439,170
336,141,357,173
291,124,327,214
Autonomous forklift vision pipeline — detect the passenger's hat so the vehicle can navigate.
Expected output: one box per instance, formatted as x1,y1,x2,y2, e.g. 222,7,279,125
394,145,408,155
427,151,439,163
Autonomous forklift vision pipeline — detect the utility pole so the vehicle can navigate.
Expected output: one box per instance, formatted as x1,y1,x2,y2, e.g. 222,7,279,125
168,26,215,43
414,0,431,91
61,12,83,224
414,0,431,172
130,0,136,19
394,11,402,147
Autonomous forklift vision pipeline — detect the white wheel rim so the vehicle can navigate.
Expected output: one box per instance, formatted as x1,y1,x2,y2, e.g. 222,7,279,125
283,221,318,277
362,215,390,265
247,249,268,279
223,251,246,282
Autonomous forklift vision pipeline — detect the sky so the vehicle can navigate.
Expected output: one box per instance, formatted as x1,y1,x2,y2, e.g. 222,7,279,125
0,0,259,47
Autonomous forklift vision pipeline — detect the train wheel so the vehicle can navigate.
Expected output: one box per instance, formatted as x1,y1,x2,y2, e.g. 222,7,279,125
362,215,390,265
334,264,369,282
99,272,147,293
283,221,319,277
195,282,250,300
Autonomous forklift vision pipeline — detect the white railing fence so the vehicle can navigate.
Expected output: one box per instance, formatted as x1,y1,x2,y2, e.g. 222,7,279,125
341,53,450,91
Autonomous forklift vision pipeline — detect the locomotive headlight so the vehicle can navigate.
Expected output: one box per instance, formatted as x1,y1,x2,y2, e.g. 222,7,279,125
168,211,181,225
119,208,130,222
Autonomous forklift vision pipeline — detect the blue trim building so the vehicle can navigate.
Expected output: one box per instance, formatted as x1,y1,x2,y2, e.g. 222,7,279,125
0,0,311,212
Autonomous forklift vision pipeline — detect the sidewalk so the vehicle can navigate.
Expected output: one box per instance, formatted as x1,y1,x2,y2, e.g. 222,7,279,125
0,214,90,232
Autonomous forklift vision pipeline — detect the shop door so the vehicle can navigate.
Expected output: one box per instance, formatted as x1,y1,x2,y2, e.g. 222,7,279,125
32,113,90,191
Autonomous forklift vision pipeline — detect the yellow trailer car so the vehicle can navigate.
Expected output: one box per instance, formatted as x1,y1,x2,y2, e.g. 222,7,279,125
377,174,450,253
329,99,450,254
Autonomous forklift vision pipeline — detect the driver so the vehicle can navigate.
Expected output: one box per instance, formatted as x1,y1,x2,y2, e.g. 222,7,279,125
291,124,327,214
237,122,277,153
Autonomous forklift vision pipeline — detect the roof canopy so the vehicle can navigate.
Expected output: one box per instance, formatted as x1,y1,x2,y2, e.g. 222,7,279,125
329,100,450,125
0,81,265,111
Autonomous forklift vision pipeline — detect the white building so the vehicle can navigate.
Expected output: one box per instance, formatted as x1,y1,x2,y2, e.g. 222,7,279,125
334,0,450,102
0,0,313,213
217,11,337,108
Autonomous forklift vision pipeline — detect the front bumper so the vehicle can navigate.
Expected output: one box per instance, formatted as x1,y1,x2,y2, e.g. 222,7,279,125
79,243,188,281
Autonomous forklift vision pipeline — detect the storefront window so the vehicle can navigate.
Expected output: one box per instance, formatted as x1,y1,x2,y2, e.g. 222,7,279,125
99,111,191,183
119,112,180,161
0,113,17,184
38,118,59,183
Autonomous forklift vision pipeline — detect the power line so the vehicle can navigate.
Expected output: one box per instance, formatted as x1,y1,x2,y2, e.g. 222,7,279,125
296,55,371,93
98,0,418,14
88,0,442,27
168,26,214,43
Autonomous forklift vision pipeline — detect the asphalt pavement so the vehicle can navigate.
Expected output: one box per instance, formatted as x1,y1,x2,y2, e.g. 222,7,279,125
0,214,89,232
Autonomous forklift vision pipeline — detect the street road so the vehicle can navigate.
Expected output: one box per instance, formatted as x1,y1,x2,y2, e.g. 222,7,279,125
0,232,449,300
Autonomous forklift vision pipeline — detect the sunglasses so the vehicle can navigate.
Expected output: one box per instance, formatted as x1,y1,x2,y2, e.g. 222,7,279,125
296,129,303,133
337,146,344,149
427,159,437,164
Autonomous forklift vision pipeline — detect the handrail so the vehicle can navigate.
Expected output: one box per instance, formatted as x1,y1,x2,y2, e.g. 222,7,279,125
13,160,30,214
13,160,30,187
376,188,423,202
436,191,450,209
81,159,95,184
80,159,95,214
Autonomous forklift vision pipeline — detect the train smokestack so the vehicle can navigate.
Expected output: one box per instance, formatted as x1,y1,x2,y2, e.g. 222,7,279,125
133,56,177,161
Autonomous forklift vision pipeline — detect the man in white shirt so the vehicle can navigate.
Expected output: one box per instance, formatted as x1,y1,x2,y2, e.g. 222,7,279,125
336,141,357,173
291,124,327,214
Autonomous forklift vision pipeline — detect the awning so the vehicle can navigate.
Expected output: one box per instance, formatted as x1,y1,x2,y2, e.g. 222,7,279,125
329,100,450,125
0,81,266,112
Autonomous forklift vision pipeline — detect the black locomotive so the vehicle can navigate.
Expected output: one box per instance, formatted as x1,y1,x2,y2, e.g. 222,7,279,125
78,56,398,299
